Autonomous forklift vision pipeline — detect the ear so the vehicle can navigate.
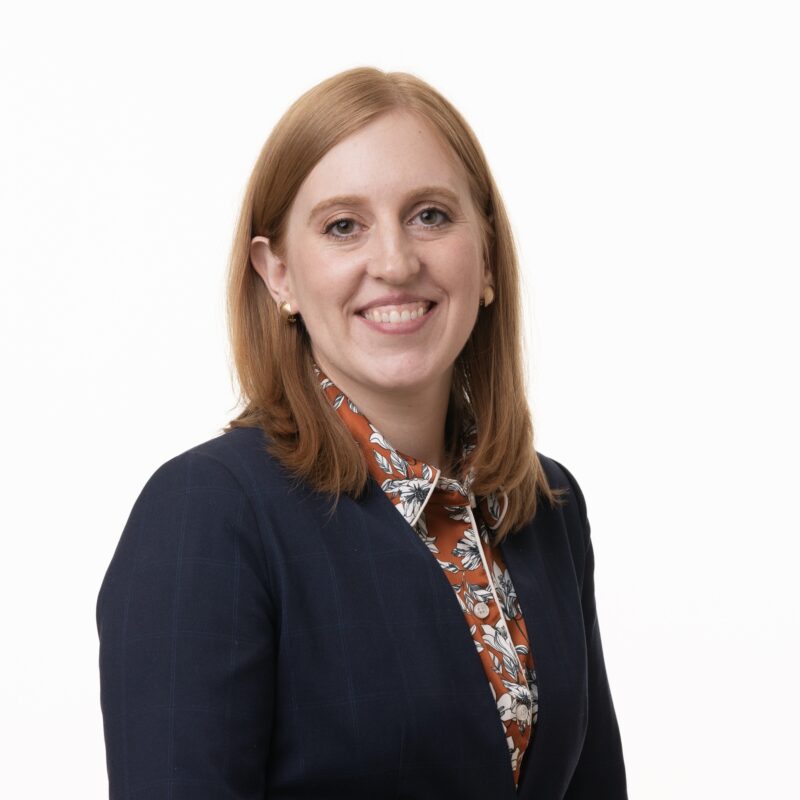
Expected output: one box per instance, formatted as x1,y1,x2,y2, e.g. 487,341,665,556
250,236,297,309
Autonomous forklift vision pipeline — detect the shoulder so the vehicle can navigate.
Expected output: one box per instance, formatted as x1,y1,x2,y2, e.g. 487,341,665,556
103,427,288,594
534,450,592,552
129,426,329,555
537,452,588,514
139,425,293,502
114,427,307,565
97,427,280,645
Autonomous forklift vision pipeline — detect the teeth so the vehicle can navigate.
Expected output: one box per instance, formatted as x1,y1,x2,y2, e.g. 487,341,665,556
361,301,431,323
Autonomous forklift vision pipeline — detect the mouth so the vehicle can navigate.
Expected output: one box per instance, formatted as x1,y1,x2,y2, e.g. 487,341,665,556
358,300,436,324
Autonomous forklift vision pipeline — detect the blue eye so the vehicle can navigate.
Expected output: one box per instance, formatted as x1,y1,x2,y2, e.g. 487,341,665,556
324,219,358,238
323,206,452,241
417,207,450,226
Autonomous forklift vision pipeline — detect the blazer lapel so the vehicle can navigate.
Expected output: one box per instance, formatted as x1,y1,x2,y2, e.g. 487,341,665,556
359,478,521,796
357,478,589,798
501,510,589,799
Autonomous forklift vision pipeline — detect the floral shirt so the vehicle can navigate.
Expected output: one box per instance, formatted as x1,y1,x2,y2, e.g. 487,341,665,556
315,367,538,789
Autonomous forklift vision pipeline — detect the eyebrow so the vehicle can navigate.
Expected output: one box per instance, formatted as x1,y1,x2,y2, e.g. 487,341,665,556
307,184,463,224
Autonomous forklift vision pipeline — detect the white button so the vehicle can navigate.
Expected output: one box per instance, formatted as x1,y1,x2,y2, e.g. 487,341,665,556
474,601,490,619
516,705,530,722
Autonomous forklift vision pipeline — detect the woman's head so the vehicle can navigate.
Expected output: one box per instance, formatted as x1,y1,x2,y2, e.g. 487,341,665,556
249,107,493,409
227,66,557,538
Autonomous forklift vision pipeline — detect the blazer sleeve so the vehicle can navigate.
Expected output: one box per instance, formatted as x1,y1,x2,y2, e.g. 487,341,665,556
554,460,628,799
96,449,276,799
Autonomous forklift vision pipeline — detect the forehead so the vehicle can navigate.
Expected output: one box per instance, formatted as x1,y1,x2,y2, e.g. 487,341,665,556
293,110,471,211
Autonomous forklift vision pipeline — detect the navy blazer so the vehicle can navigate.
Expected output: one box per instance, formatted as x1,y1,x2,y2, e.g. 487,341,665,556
97,426,627,799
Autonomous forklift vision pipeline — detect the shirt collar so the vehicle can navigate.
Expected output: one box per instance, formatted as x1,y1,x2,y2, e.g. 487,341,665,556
314,365,508,530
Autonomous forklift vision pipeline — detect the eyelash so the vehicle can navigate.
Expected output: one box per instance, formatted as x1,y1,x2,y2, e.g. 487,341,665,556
323,206,452,241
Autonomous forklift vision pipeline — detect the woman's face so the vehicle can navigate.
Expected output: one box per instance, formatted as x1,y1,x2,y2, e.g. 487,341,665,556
251,109,491,405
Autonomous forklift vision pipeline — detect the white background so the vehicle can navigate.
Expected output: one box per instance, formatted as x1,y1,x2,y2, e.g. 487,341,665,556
1,1,798,797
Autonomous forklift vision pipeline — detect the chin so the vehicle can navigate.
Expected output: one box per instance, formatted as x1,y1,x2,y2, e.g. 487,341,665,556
367,355,453,391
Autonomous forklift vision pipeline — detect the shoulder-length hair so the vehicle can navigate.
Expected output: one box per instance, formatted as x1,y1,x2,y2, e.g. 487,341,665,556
225,66,563,541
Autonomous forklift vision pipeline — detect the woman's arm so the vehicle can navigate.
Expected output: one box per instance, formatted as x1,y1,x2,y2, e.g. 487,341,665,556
554,460,628,799
96,450,276,799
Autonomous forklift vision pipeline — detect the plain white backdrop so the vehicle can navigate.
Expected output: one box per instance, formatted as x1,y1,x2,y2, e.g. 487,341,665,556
1,1,798,797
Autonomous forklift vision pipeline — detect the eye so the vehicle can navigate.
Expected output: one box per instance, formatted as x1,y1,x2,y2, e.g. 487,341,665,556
322,205,452,241
323,218,360,240
416,206,451,227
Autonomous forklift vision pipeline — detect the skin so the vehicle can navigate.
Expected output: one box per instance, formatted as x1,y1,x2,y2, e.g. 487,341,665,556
250,109,493,471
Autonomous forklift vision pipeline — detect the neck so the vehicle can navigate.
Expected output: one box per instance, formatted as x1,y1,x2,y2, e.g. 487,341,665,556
316,359,453,471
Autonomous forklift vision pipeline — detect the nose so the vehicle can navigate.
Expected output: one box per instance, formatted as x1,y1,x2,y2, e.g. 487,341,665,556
365,220,421,284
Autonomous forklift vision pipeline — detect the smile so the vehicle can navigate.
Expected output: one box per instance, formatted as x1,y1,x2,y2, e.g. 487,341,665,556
359,300,433,324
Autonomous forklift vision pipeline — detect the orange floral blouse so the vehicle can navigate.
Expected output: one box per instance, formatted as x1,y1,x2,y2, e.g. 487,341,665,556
315,366,538,789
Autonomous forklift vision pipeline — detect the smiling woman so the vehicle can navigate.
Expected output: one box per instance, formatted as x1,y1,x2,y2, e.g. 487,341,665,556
96,67,628,799
248,109,491,473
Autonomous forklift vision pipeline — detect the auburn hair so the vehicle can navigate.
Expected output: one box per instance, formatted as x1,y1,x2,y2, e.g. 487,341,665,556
225,66,563,541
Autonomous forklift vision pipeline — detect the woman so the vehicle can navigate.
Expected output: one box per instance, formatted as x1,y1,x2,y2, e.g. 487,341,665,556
97,67,627,799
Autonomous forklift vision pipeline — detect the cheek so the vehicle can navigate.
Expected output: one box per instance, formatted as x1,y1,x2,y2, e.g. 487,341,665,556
444,239,484,292
293,260,356,318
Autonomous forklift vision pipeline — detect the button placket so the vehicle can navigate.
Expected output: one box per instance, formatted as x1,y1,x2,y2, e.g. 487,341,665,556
464,504,529,688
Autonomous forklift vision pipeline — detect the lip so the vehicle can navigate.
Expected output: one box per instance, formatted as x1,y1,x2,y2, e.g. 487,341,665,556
355,293,436,313
357,301,438,335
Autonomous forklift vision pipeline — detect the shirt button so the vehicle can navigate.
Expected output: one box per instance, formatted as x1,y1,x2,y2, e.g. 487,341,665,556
516,705,530,722
474,601,490,619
